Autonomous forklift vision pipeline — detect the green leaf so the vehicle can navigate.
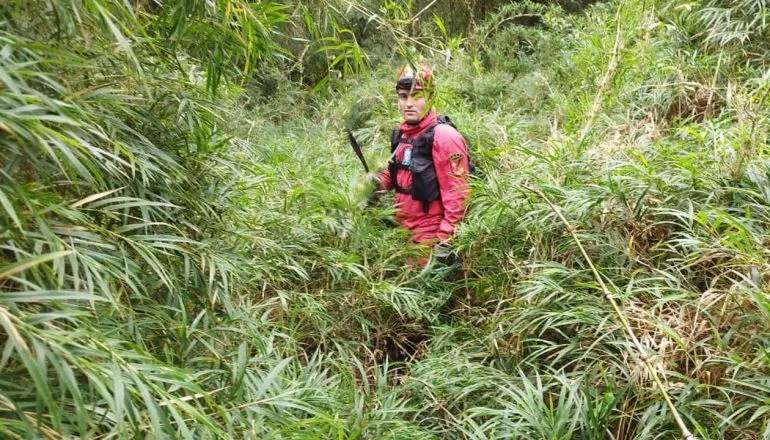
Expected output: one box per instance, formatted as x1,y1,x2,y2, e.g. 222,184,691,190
0,186,22,231
0,251,74,281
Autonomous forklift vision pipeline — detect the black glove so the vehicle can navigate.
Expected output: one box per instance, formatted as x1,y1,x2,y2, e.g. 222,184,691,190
431,241,456,266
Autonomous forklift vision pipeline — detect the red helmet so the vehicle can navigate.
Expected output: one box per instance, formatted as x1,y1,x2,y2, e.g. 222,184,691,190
395,63,434,92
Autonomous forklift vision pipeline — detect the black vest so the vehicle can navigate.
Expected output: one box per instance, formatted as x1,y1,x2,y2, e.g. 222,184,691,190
389,116,457,213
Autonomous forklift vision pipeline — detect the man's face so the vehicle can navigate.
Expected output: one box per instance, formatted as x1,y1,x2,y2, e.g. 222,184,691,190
397,88,430,125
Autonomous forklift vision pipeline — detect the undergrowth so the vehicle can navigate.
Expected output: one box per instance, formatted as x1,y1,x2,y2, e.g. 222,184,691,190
1,0,769,438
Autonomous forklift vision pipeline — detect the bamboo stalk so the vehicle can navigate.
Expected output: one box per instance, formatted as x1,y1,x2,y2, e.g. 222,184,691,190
578,2,625,146
523,184,695,440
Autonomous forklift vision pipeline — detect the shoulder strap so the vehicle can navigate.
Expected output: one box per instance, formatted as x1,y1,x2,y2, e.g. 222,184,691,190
421,115,458,154
413,123,437,156
436,114,457,130
389,127,409,194
390,127,401,153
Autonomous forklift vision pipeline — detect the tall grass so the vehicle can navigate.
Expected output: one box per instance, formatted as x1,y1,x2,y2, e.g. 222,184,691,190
2,0,770,438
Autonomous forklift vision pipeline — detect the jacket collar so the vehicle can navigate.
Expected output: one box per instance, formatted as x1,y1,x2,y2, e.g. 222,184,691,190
399,109,437,137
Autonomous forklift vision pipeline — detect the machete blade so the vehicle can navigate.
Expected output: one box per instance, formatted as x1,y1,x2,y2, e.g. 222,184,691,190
346,130,370,173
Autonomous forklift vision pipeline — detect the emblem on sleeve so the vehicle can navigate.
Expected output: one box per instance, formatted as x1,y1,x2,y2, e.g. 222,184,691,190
448,153,466,176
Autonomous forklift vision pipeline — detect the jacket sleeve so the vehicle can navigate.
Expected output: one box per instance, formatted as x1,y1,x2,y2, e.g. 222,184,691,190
433,126,470,241
378,167,392,190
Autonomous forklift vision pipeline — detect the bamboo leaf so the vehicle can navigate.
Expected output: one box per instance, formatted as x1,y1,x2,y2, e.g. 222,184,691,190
69,187,125,208
0,186,22,231
0,290,107,303
0,251,74,281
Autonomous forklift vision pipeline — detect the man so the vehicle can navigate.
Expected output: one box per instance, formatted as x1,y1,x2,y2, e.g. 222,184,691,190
371,63,471,266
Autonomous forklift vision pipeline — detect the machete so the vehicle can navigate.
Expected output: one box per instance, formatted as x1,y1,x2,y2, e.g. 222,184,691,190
346,130,370,173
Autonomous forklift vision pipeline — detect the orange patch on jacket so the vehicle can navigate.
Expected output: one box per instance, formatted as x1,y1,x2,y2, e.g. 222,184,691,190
449,153,466,176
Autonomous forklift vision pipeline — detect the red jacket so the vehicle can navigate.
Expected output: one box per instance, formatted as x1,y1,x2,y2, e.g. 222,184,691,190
379,109,470,243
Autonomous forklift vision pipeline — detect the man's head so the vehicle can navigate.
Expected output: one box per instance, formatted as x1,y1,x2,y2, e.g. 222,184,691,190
395,63,434,125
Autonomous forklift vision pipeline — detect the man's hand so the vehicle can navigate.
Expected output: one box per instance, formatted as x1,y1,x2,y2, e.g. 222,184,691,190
419,240,457,277
366,172,381,187
432,241,451,258
430,240,456,266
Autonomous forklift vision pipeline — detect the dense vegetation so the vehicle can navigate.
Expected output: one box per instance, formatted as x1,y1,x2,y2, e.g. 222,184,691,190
1,0,769,438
